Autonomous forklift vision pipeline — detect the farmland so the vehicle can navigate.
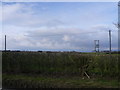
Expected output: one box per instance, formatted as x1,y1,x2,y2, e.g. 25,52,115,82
2,51,120,88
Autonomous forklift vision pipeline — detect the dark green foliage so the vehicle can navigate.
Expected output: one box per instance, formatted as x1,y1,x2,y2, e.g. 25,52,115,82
2,52,119,77
3,74,119,88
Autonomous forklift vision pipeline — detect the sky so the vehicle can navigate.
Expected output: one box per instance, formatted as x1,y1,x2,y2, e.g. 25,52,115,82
0,2,118,52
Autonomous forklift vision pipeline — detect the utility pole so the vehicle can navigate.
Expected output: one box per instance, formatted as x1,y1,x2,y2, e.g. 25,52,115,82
98,40,99,52
5,35,6,51
94,40,96,52
109,30,111,54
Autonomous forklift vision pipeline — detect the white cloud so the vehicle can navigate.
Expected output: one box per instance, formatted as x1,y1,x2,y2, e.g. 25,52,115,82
62,35,70,42
3,3,36,26
2,3,66,28
2,25,117,51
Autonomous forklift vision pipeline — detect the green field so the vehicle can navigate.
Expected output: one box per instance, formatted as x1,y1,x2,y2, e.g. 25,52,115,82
2,51,120,88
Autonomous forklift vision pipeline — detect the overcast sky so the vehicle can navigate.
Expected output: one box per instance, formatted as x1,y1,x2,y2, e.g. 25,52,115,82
1,2,118,52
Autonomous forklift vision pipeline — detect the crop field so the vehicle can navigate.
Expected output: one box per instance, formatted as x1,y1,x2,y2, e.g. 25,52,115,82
2,51,120,88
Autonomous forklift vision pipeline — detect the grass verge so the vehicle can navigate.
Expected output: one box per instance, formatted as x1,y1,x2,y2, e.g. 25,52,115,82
2,73,119,88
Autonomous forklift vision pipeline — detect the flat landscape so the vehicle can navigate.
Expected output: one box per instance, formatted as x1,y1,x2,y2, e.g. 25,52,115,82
1,1,119,89
2,51,120,88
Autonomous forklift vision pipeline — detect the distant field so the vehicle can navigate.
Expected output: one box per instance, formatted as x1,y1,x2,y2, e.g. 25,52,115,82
2,51,120,88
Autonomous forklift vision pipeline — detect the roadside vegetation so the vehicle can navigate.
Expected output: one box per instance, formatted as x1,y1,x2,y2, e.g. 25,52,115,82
2,51,120,88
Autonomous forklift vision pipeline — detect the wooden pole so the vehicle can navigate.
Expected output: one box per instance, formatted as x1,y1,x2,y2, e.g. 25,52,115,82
5,35,6,51
109,30,111,54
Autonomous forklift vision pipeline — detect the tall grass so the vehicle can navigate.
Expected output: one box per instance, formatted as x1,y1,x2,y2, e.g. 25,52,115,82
2,52,119,77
